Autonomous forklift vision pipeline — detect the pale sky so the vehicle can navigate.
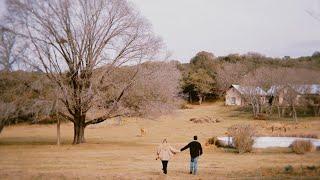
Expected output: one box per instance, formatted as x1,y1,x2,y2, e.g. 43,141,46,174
132,0,320,62
1,0,320,62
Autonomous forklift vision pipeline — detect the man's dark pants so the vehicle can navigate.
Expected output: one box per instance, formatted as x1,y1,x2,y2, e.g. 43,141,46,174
161,160,168,174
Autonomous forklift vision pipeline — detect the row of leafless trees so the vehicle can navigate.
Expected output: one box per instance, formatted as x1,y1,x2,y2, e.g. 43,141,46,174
216,63,320,120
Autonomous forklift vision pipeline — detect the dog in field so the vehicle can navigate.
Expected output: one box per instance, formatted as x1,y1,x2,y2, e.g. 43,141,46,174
140,128,147,136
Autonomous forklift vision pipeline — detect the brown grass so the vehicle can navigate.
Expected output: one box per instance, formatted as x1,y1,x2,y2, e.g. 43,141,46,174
0,101,319,179
291,140,316,154
233,165,320,178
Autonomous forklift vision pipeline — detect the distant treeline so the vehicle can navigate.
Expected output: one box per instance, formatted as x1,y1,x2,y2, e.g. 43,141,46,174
178,51,320,104
0,61,181,129
1,50,320,127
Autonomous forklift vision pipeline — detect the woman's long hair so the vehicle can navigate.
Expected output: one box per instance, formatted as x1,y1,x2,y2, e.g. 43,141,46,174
162,138,167,144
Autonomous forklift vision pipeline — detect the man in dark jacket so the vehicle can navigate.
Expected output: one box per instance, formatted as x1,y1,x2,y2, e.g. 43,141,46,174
180,136,203,175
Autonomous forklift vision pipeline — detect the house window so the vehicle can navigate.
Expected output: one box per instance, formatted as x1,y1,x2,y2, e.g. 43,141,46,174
231,97,236,105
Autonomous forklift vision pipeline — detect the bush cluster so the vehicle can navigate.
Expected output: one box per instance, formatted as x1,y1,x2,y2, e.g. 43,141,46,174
290,140,315,154
228,124,256,153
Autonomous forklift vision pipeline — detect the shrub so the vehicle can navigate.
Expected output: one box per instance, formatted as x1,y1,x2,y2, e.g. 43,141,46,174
206,137,234,148
253,113,268,120
290,140,315,154
284,165,294,173
180,103,191,109
207,137,218,145
228,124,256,153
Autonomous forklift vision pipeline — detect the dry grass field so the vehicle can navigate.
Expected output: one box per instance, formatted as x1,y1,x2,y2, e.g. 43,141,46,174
0,102,319,179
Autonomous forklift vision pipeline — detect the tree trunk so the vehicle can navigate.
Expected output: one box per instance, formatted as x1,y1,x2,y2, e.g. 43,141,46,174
189,92,192,103
252,103,257,118
73,114,86,144
281,107,286,117
314,105,320,117
117,116,123,125
257,103,261,114
292,105,297,122
0,121,4,133
57,118,61,146
277,106,281,118
268,104,273,116
199,95,203,105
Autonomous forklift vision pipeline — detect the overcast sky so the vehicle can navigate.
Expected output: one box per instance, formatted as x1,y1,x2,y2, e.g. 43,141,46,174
132,0,320,62
1,0,320,62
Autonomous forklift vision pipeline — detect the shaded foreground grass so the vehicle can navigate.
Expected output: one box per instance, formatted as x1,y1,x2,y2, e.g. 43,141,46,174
0,102,319,179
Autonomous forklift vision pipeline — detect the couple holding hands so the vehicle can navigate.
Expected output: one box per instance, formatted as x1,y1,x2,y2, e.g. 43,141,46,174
156,136,203,175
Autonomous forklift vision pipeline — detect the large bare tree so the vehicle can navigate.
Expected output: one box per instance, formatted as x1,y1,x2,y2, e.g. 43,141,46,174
5,0,162,144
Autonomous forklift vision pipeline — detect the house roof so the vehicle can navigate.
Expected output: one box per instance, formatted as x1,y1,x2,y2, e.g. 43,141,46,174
267,85,281,95
231,84,267,96
267,84,320,95
291,84,320,95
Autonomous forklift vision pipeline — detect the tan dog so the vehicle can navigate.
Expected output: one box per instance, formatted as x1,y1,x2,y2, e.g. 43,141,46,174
140,128,147,136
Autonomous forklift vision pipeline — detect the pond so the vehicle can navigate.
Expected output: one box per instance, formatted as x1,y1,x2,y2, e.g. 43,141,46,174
217,136,320,148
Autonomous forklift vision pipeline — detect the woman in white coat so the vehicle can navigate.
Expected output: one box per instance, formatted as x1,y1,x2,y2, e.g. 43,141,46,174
156,138,180,174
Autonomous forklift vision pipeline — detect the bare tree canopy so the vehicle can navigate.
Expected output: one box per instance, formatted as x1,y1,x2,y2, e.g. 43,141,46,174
215,62,251,95
90,61,181,119
0,27,27,72
5,0,162,144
